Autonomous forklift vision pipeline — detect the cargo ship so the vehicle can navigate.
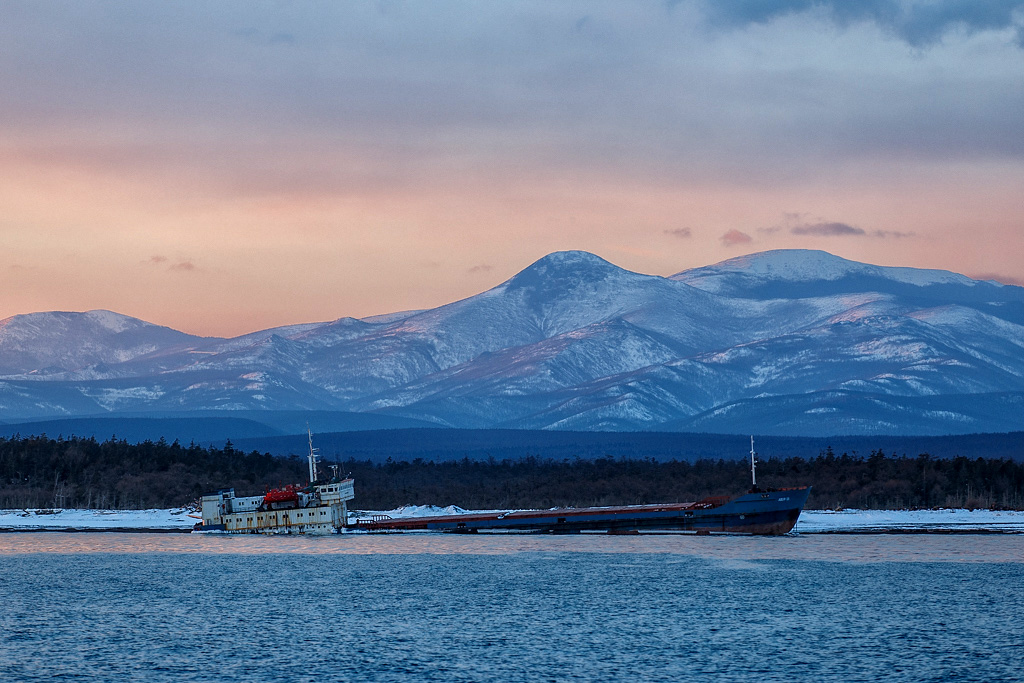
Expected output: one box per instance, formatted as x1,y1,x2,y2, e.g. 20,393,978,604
353,438,810,535
196,435,809,536
194,430,354,535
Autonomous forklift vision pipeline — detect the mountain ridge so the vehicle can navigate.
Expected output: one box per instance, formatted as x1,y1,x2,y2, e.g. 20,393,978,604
2,249,1023,436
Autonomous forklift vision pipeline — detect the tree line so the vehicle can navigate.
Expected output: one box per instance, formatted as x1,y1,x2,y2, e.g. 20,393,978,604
0,435,299,510
0,435,1021,510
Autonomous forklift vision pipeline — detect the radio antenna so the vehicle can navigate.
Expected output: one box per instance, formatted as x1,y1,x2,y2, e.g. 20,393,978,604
307,424,320,484
750,435,758,490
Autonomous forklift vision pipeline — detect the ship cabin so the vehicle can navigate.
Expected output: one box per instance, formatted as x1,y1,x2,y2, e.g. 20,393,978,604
199,478,355,534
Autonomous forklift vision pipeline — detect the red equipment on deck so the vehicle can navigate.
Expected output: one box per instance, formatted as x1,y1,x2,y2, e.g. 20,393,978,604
263,484,302,506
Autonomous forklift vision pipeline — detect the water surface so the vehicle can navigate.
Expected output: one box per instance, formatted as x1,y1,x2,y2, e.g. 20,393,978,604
1,533,1020,682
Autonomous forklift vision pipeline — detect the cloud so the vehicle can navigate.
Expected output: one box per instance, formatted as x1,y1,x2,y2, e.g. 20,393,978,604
968,272,1024,286
721,229,753,246
3,1,1024,205
148,255,197,272
664,227,692,239
698,0,1024,48
783,216,916,239
873,229,916,239
467,264,493,274
791,221,866,236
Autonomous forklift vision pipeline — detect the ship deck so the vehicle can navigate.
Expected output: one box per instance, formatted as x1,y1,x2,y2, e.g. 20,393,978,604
349,487,811,535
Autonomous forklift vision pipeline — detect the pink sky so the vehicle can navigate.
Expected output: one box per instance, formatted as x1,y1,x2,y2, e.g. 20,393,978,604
2,2,1023,337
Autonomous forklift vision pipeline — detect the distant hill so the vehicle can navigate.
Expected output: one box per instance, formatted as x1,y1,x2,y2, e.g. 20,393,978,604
3,249,1024,436
0,411,439,445
665,391,1024,436
5,417,1021,464
226,428,1024,464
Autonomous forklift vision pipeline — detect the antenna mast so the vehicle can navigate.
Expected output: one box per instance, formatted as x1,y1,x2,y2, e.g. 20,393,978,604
749,435,758,490
307,425,320,484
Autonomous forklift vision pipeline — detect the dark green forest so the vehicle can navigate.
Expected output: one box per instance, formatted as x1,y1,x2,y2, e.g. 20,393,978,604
1,435,1021,511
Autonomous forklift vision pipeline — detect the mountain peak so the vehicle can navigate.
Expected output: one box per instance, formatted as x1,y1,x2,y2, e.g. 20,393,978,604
709,248,851,272
677,249,862,284
0,309,202,377
525,250,618,271
501,250,641,297
672,249,976,294
1,309,148,332
81,309,147,333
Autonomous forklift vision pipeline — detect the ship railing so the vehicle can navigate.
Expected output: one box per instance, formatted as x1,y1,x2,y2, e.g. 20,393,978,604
692,495,732,509
354,514,393,530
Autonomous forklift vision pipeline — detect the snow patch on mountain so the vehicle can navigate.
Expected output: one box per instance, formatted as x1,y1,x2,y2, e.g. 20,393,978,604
81,386,167,410
360,309,427,324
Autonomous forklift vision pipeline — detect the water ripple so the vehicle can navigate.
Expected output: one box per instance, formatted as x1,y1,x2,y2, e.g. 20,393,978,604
0,534,1021,682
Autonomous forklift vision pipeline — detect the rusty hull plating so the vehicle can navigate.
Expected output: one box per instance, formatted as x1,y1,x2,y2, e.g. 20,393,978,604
351,486,811,535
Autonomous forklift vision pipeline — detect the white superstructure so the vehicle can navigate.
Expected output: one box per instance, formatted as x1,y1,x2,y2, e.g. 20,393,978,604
196,430,355,535
199,480,354,534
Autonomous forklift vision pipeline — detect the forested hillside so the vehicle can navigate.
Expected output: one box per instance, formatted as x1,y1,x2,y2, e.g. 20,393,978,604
1,435,1021,511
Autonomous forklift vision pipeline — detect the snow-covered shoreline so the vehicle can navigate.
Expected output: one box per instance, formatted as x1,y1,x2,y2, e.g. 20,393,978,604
0,508,197,531
2,505,1023,533
796,509,1024,534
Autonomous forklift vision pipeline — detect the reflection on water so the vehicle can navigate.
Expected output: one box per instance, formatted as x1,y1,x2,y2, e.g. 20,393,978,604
1,531,1022,562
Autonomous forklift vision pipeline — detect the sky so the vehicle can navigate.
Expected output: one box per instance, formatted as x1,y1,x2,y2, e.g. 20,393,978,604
2,1,1023,337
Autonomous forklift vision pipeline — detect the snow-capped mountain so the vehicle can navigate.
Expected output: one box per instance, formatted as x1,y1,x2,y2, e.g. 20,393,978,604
2,249,1023,436
0,310,206,377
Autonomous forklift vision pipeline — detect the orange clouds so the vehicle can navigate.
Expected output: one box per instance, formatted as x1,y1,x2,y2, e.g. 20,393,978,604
0,3,1022,335
2,148,1024,337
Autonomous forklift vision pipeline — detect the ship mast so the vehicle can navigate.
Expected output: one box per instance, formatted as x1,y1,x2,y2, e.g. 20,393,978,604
749,435,758,490
307,426,320,484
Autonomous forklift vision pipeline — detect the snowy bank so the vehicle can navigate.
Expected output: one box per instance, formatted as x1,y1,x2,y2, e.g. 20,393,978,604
0,508,196,531
798,509,1024,533
360,504,473,518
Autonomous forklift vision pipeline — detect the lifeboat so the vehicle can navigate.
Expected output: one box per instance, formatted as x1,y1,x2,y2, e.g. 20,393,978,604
263,484,302,506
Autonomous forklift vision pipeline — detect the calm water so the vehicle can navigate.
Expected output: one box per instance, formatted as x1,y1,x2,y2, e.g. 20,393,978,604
1,533,1022,682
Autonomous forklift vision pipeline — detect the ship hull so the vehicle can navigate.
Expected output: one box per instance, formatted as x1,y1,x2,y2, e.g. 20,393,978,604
351,487,811,535
193,521,340,535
